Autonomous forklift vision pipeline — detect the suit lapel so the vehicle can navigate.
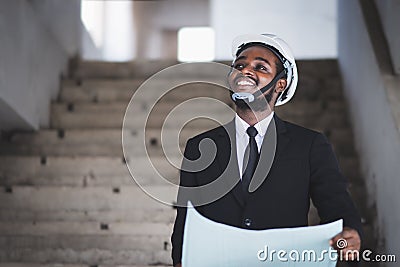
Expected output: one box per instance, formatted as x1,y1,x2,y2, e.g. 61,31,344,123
216,119,245,207
273,115,290,159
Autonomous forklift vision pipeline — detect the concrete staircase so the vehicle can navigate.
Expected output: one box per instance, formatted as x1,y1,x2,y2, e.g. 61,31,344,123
0,59,376,266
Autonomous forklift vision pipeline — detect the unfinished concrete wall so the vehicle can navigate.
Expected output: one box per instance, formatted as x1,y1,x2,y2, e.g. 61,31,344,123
338,0,400,263
30,0,81,57
0,0,81,131
374,0,400,74
211,0,338,60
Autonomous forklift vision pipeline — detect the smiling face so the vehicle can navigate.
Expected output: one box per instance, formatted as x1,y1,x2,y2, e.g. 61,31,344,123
228,45,287,111
229,45,281,92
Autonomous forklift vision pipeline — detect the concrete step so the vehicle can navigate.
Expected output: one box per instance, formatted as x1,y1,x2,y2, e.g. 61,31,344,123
0,222,173,265
72,60,339,80
72,59,177,79
0,221,172,236
0,214,174,265
338,157,362,181
1,128,211,148
0,264,170,267
0,245,171,266
50,102,232,130
0,208,175,224
1,123,353,163
332,141,357,157
0,156,179,186
59,78,343,106
60,77,343,103
51,100,345,119
51,101,231,116
296,59,340,79
0,264,88,267
60,78,231,103
0,128,203,157
49,102,348,130
0,154,359,187
290,78,344,101
1,116,353,157
50,113,227,130
325,127,353,143
276,112,350,130
61,78,145,103
0,185,176,212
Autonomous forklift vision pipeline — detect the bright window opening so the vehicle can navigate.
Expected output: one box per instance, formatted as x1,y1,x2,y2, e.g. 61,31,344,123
81,0,105,48
178,27,215,62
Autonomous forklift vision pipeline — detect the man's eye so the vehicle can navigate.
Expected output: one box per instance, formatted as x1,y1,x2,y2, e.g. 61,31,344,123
256,65,268,71
234,63,244,70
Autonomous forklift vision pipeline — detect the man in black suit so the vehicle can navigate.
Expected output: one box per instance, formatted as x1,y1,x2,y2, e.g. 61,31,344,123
171,34,362,267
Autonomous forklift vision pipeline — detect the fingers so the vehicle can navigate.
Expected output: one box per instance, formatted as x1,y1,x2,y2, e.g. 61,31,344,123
330,227,361,261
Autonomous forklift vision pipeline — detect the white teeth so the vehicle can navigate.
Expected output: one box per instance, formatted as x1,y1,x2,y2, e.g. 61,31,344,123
237,80,254,86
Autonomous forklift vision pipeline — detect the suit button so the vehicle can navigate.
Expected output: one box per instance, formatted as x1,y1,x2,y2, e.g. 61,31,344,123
244,218,252,227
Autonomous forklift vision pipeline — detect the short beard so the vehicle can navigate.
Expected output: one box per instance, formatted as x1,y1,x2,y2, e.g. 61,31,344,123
231,88,274,112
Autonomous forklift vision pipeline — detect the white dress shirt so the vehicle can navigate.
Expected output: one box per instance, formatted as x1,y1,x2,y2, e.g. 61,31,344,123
235,112,274,178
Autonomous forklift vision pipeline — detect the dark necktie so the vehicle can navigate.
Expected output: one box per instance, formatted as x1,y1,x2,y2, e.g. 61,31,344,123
242,126,259,193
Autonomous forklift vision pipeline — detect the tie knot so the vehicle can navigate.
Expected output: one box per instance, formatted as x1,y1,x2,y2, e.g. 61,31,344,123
246,126,258,138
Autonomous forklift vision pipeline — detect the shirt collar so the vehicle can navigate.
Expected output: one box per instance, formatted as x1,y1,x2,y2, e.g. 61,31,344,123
235,111,274,138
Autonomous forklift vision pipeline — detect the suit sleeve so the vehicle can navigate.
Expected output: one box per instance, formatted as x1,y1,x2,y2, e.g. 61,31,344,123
171,137,199,266
309,133,363,239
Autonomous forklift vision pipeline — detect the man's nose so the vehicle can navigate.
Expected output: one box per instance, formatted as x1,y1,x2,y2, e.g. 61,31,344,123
241,66,255,77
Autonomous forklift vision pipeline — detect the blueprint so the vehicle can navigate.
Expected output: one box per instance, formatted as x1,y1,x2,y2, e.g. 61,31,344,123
182,202,342,267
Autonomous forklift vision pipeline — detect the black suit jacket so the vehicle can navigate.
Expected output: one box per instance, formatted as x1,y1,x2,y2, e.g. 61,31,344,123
171,115,362,265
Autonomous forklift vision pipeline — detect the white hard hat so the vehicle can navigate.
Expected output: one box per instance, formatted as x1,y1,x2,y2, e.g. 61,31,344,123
231,34,298,106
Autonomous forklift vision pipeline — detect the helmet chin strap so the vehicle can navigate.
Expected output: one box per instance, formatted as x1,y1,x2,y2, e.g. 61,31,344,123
231,70,287,103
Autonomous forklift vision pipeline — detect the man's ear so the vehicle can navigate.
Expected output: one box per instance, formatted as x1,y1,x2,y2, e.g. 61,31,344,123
275,79,287,93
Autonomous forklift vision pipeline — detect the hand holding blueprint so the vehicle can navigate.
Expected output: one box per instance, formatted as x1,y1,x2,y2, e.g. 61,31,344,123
182,202,342,267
